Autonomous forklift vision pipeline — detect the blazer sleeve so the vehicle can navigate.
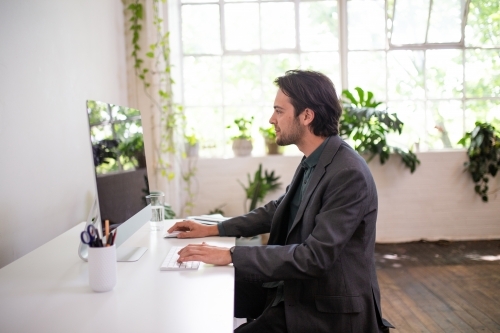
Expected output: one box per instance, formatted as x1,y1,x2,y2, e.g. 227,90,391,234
231,165,374,283
220,191,286,237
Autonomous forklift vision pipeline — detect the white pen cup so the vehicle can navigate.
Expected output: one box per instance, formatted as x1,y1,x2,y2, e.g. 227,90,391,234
88,244,117,292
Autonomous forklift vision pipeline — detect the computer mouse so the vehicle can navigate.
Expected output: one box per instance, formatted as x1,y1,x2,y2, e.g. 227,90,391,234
164,230,181,238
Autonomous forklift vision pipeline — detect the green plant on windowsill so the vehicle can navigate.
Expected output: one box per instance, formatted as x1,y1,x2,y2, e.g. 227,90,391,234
260,125,282,155
260,125,276,141
340,87,420,173
118,132,146,169
228,117,254,140
239,163,281,212
228,117,254,157
185,133,198,146
457,121,500,202
184,130,200,158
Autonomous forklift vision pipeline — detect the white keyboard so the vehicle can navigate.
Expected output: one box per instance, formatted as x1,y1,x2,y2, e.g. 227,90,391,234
160,246,201,271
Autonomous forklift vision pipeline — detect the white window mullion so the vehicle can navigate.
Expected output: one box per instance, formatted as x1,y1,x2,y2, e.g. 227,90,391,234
338,0,348,90
220,0,226,52
219,0,226,156
295,0,300,52
175,0,185,107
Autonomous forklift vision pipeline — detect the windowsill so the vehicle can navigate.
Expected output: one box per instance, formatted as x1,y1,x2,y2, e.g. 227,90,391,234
191,148,467,160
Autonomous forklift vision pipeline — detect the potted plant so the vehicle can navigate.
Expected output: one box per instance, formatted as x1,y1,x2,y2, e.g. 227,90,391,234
228,117,254,157
184,130,200,158
239,163,281,212
238,163,281,245
457,121,500,202
340,87,420,173
118,132,146,169
260,125,283,155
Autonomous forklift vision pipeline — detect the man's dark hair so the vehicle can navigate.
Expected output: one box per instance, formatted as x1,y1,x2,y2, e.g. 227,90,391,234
274,70,342,137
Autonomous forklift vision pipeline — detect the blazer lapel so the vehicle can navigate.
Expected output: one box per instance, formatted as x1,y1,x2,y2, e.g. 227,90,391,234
286,136,343,240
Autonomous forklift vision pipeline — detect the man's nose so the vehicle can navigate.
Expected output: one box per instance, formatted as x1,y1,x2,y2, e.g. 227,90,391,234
269,114,275,125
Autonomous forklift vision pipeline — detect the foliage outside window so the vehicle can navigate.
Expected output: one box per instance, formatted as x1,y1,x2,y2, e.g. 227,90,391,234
172,0,500,157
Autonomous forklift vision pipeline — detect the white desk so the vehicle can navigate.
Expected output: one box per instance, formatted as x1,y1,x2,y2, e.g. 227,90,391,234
0,221,235,333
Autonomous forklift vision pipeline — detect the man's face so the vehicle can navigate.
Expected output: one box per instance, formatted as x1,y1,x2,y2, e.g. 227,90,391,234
270,89,304,146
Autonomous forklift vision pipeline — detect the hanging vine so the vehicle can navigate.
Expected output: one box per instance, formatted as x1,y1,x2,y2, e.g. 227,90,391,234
127,0,198,215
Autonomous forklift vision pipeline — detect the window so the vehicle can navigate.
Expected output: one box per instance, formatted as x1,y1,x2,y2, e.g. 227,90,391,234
172,0,500,156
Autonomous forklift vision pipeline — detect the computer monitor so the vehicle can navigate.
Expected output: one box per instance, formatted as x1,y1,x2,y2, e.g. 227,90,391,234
78,100,150,262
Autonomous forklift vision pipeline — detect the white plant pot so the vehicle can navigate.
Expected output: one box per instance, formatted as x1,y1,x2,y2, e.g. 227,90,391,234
232,139,253,157
185,142,199,157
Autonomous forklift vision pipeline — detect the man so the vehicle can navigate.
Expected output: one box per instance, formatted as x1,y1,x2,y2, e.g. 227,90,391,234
168,70,393,333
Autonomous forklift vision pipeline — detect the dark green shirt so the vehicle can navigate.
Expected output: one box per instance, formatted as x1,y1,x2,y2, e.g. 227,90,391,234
288,137,329,233
267,137,329,306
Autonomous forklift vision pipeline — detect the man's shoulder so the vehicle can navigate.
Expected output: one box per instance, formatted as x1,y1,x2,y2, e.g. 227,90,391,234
320,136,366,167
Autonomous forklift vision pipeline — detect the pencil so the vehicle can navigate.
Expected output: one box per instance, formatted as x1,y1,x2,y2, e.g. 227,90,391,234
105,220,110,247
105,220,109,236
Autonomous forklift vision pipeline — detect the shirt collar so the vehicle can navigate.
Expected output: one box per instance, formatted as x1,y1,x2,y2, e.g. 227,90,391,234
301,137,330,170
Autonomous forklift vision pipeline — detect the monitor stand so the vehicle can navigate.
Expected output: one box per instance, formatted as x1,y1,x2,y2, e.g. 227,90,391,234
117,247,148,262
78,197,149,262
80,245,147,262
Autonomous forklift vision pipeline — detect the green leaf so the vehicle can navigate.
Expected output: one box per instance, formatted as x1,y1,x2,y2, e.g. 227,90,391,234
239,164,281,212
355,87,365,106
341,90,358,106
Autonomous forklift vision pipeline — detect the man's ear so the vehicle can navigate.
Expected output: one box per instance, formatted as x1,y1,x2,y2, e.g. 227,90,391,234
301,108,315,126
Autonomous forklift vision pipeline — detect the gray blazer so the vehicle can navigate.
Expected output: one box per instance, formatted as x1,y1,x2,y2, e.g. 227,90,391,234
222,135,390,333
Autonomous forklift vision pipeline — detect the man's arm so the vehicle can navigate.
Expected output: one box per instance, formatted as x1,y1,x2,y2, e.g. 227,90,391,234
171,192,286,265
219,193,284,237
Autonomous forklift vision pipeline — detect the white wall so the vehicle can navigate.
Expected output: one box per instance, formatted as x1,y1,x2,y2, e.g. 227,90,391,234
0,0,128,268
186,150,500,242
372,150,500,242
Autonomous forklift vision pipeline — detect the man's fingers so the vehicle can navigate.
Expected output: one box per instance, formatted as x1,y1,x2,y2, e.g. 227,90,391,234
175,245,231,266
178,254,203,263
177,245,214,260
177,249,206,261
168,220,197,233
167,221,186,233
179,245,205,255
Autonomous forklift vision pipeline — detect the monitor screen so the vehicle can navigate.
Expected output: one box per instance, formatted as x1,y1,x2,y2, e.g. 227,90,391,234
87,100,149,230
78,100,150,262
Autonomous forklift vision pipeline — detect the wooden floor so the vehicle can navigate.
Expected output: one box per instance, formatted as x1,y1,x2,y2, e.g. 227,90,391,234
376,240,500,333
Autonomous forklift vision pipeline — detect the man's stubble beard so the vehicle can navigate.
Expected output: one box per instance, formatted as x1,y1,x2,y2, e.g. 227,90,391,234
276,116,304,146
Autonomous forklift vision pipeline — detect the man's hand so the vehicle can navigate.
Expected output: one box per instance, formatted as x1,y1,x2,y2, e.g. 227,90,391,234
177,243,232,266
167,220,219,238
